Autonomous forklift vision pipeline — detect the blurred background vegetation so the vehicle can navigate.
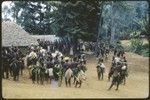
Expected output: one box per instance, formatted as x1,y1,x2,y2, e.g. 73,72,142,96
2,0,149,57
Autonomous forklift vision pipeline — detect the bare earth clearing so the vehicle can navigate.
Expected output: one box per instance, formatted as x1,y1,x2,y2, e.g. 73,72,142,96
2,52,149,99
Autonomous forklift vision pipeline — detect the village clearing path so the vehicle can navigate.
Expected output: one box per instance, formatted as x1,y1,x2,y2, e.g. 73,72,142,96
2,52,149,99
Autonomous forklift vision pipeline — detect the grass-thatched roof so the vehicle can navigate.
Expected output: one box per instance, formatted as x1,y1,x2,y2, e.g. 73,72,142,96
32,35,60,42
2,21,38,47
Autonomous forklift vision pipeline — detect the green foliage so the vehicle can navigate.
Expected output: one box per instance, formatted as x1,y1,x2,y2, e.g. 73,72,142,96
130,38,143,54
11,1,61,35
141,48,149,57
141,44,149,57
130,31,141,38
51,0,101,41
129,23,149,57
3,1,149,43
10,1,101,41
140,18,150,40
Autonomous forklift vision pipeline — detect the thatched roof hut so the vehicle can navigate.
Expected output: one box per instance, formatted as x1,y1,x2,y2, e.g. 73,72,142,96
32,35,60,42
2,21,38,47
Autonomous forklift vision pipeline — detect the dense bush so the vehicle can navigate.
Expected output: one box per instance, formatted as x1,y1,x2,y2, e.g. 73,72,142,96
141,44,149,57
130,38,143,54
128,39,149,57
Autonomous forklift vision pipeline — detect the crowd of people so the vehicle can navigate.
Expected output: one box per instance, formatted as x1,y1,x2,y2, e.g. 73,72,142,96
2,39,89,87
36,39,93,56
95,41,128,90
107,47,128,90
2,39,128,90
2,46,24,80
26,43,88,87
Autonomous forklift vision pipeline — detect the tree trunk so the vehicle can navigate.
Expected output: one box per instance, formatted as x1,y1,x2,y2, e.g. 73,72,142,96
97,2,104,43
110,1,116,46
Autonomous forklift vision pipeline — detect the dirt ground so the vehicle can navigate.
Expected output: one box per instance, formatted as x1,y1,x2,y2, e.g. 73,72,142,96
2,52,149,99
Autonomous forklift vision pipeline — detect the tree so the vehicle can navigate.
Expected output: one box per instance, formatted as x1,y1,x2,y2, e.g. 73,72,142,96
9,1,149,43
2,5,11,21
11,1,60,35
51,0,102,42
97,1,149,45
